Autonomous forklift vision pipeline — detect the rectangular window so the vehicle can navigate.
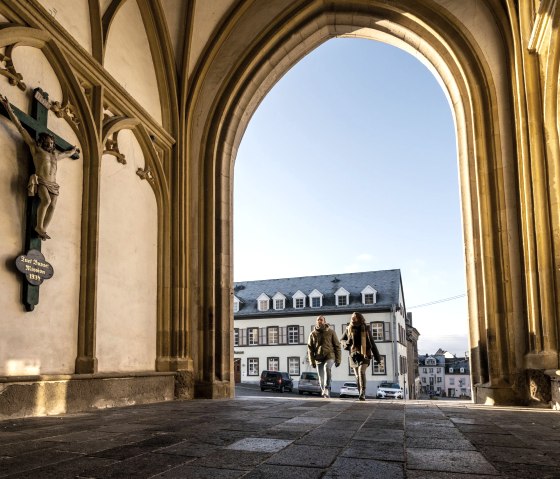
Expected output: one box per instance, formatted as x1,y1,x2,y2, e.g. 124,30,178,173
429,368,433,373
287,325,299,344
449,378,455,385
248,328,259,345
364,293,374,304
437,368,441,373
234,328,239,346
288,357,300,375
258,300,269,311
371,322,384,341
267,357,279,371
422,377,426,383
295,297,304,308
274,299,284,310
437,377,442,383
311,297,321,307
423,368,427,373
267,327,279,345
233,301,239,313
337,295,348,306
247,358,259,376
373,355,386,375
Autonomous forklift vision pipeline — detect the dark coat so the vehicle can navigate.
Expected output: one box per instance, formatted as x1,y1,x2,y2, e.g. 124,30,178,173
341,323,381,368
307,324,341,366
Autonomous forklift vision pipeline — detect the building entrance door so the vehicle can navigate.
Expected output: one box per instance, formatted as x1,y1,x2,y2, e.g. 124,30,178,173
234,358,241,383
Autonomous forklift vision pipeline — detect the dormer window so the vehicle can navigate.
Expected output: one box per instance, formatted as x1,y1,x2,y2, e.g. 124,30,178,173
361,285,377,305
460,367,464,373
257,293,270,312
426,357,436,366
273,292,286,310
233,295,240,313
449,367,454,373
309,289,323,308
292,290,306,309
335,287,350,306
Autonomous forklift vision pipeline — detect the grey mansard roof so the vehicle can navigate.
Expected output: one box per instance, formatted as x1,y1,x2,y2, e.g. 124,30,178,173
234,269,404,318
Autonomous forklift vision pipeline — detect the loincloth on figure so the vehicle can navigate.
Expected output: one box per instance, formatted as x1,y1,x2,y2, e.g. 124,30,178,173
27,174,60,196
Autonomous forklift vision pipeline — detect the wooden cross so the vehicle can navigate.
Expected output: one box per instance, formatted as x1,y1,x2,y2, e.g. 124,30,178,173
0,88,79,311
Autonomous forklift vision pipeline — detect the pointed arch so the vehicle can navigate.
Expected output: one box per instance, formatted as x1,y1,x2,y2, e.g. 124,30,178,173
186,1,525,403
0,25,101,374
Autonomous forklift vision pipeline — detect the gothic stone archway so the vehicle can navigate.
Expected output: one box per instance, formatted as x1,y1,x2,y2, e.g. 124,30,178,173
187,1,559,406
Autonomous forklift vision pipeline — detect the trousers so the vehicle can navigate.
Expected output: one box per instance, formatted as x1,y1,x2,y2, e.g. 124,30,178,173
316,359,335,391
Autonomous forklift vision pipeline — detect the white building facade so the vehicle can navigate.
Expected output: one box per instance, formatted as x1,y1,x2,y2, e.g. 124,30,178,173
233,270,410,394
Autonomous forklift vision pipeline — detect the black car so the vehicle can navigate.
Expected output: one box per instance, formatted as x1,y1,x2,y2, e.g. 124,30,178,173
260,370,293,393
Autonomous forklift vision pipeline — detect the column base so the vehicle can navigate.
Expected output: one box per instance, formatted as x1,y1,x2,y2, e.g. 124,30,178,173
194,379,234,399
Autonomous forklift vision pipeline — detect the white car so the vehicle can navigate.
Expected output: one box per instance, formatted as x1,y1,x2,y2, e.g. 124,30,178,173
339,382,360,398
376,382,404,399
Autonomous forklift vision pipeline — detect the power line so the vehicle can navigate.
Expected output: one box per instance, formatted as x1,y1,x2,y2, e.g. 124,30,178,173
408,293,466,309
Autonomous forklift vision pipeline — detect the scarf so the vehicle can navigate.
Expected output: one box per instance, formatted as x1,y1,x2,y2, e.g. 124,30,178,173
348,324,368,357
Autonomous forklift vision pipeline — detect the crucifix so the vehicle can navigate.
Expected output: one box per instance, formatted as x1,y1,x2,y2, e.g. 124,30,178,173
0,88,80,311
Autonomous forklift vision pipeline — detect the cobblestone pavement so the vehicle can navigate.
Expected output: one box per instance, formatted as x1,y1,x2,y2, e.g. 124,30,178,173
1,389,560,478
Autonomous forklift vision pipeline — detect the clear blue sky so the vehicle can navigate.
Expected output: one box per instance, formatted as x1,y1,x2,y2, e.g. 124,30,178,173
233,38,468,357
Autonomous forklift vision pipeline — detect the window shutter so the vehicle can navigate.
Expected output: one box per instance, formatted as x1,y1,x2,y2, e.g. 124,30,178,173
299,326,304,344
383,322,391,341
239,329,246,346
279,326,287,344
259,328,266,345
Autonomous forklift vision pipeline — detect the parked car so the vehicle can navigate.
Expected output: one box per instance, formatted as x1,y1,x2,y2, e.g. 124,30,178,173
376,382,404,399
298,371,321,395
260,370,293,393
339,381,360,398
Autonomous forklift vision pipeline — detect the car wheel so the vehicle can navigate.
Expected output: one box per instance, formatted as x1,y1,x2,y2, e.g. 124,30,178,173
299,390,303,395
340,394,345,398
279,386,284,393
260,387,265,392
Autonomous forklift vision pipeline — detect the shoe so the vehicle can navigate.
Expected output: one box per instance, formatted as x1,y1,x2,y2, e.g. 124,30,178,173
359,396,365,401
324,389,330,398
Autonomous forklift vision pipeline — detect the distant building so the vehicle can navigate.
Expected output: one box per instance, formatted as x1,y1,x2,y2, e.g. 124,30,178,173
419,349,471,398
233,270,410,394
419,353,446,395
405,313,420,399
444,354,471,398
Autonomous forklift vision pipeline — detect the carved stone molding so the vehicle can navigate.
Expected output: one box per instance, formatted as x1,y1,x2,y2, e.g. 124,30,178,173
33,88,80,126
136,167,154,181
103,132,126,164
0,46,26,91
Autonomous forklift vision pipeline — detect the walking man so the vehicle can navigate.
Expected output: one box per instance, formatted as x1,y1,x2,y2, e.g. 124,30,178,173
308,315,341,398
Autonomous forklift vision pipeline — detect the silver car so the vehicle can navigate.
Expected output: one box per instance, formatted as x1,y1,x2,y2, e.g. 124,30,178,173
298,371,321,395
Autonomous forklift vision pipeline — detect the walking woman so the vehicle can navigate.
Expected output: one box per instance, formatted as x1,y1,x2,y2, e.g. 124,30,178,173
341,312,381,401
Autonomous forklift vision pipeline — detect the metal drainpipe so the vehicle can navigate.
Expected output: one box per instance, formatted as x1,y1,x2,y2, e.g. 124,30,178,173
391,304,398,383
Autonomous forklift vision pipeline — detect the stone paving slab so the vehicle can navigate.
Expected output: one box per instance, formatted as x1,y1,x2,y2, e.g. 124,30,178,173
1,394,560,478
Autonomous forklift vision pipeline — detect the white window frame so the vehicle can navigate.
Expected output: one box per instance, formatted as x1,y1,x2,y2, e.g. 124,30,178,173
309,289,323,308
247,358,259,376
292,290,306,309
272,292,286,311
288,357,300,375
335,287,350,306
373,355,386,375
257,293,270,312
267,326,279,345
287,325,299,344
371,322,384,341
233,296,240,313
267,357,279,371
234,328,239,346
361,285,377,305
248,328,259,345
449,367,454,373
